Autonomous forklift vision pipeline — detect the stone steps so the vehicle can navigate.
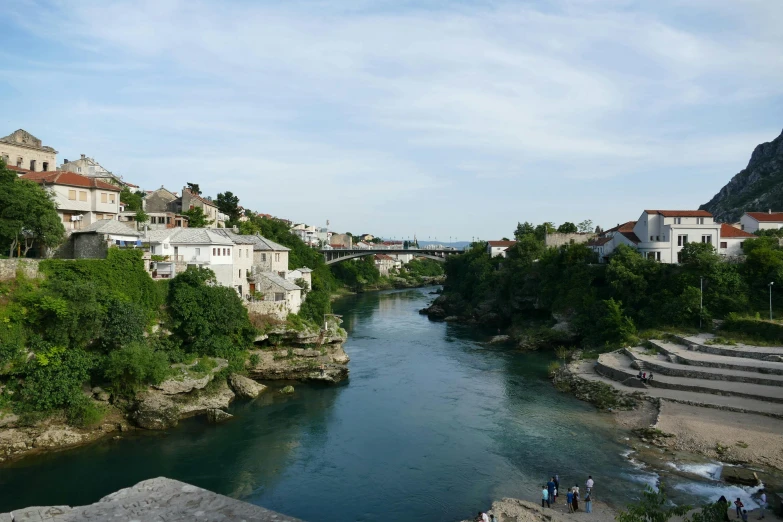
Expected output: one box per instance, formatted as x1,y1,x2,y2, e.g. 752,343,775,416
625,347,783,387
596,352,783,404
573,360,783,419
674,334,783,361
648,339,783,376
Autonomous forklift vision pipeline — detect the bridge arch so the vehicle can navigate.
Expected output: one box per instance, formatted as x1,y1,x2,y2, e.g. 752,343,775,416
321,249,460,265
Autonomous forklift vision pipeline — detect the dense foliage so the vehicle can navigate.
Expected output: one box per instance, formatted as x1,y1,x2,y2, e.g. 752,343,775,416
0,160,65,258
443,221,783,350
0,250,256,424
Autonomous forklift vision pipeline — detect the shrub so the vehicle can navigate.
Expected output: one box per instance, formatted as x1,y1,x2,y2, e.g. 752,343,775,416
16,345,95,413
66,394,106,428
104,342,170,395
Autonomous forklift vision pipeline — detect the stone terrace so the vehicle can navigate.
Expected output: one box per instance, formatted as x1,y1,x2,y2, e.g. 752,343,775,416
582,335,783,419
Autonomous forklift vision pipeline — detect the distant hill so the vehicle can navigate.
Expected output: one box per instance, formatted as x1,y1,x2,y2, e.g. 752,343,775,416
700,129,783,222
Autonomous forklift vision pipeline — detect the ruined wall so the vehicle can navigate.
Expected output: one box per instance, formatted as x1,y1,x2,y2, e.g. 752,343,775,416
544,233,595,248
0,259,42,280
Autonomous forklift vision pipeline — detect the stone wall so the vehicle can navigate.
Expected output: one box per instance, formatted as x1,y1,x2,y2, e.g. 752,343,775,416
544,232,595,248
0,259,42,281
73,234,109,259
246,300,290,320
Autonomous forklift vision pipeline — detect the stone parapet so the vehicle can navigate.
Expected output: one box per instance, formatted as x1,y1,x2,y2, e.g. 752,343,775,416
0,259,41,281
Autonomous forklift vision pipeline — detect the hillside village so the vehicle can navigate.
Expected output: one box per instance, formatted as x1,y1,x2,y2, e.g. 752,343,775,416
1,128,437,317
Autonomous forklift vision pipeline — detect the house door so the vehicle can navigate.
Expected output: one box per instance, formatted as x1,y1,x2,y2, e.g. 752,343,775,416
249,283,256,294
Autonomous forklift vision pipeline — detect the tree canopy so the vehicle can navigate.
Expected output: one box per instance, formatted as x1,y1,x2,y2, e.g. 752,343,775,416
182,206,213,228
216,191,241,223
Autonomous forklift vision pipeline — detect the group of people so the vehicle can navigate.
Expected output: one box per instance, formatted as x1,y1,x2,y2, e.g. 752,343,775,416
636,371,653,383
720,493,768,522
541,475,594,514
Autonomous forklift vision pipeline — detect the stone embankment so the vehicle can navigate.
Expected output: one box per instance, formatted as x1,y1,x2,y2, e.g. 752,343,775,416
0,320,350,463
461,497,617,522
566,332,783,471
3,477,302,521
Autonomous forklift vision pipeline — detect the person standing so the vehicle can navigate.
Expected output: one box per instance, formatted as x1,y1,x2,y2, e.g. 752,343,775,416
567,489,575,513
741,510,748,522
542,486,550,508
547,478,556,505
573,487,580,511
735,498,744,519
585,492,593,513
586,476,594,495
758,492,767,520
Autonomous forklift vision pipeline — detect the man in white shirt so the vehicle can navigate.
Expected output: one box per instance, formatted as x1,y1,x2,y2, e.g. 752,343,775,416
482,512,490,522
586,476,594,494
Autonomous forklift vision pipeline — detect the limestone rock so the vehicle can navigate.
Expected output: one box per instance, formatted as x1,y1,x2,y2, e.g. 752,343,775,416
177,381,235,418
132,392,180,430
489,335,510,344
228,373,267,399
32,428,84,449
153,358,228,395
206,409,233,424
0,413,19,428
92,387,110,401
280,385,295,395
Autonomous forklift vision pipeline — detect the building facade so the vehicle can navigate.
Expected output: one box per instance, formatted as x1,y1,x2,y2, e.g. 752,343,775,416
487,240,516,258
1,129,57,172
740,211,783,234
20,170,121,231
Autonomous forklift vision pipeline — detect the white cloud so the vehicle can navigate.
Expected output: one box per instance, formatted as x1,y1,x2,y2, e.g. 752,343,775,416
3,0,782,237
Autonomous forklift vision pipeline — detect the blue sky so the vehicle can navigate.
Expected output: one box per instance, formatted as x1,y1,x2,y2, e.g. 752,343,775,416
2,0,782,241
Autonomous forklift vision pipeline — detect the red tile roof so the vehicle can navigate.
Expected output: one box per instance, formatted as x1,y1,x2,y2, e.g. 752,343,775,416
645,210,712,218
745,211,783,223
587,237,612,246
487,240,517,247
604,221,637,234
620,231,640,244
720,223,754,238
7,165,33,175
375,254,394,261
21,170,121,191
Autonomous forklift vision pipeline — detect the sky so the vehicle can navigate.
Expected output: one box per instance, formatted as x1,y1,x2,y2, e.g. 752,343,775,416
1,0,782,241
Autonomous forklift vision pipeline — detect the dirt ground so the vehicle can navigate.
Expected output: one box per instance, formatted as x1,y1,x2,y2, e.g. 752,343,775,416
614,399,659,430
654,400,783,471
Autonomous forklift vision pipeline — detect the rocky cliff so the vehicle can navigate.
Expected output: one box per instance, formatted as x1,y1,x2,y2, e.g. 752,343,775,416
701,129,783,222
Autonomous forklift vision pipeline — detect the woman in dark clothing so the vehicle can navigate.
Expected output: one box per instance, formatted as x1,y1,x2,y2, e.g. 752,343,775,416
572,488,580,511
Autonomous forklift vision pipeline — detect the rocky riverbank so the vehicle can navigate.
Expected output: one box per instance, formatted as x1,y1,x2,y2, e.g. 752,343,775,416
0,319,350,463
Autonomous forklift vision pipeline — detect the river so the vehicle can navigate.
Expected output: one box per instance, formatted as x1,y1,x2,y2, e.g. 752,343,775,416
0,288,748,520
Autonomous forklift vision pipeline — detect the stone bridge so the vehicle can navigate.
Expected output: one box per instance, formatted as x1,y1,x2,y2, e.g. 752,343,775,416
320,248,462,265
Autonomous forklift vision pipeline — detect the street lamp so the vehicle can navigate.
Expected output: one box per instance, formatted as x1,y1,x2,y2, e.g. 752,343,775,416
769,282,775,321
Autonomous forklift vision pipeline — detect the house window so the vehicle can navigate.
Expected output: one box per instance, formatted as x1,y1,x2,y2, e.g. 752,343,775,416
677,235,688,246
238,269,241,278
79,191,87,201
656,236,660,241
720,241,728,248
166,217,171,224
101,193,107,203
42,162,48,171
163,243,169,249
195,248,200,256
697,217,705,224
227,248,231,255
674,218,682,224
29,160,36,170
741,224,745,231
68,189,77,200
275,292,285,302
275,253,280,262
677,251,683,263
109,194,116,204
701,235,712,244
261,254,266,262
650,236,653,241
16,157,22,168
212,248,216,256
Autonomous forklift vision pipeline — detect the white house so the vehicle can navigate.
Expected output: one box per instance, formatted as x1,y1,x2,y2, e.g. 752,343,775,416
739,211,783,234
487,240,516,258
145,228,235,284
587,221,639,262
286,267,313,290
20,170,121,231
718,223,755,257
374,254,398,275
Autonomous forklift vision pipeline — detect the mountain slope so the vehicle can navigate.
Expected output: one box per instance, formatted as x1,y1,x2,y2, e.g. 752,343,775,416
700,129,783,222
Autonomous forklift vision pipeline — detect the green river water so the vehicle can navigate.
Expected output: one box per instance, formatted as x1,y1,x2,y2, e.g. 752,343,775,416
0,288,760,520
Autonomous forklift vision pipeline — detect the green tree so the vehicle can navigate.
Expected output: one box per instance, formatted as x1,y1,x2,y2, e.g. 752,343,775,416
577,219,594,233
690,499,731,522
615,484,691,522
182,206,214,228
120,187,144,211
186,182,201,195
0,161,65,257
104,342,170,395
135,209,149,227
557,222,578,234
534,222,556,241
216,191,241,222
514,221,536,240
167,267,256,357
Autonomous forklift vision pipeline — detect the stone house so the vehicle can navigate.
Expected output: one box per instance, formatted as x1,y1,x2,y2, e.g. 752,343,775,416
118,211,189,231
285,267,313,290
245,235,290,275
374,254,398,275
59,154,132,188
0,129,57,172
180,188,224,228
20,170,121,231
212,230,257,299
247,272,302,317
67,219,142,259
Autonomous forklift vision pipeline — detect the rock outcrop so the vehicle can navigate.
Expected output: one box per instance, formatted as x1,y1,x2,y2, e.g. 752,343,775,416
228,373,267,398
206,409,233,423
132,381,235,430
153,358,228,395
701,129,783,222
3,477,303,521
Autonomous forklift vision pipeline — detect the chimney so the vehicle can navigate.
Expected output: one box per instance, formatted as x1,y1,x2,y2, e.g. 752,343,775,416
232,225,239,233
80,154,86,159
769,209,772,214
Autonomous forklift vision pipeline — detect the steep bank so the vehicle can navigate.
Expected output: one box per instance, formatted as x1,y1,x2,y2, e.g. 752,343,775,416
0,320,350,463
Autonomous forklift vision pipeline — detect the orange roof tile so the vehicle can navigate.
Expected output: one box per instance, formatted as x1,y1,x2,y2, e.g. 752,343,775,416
745,212,783,223
21,170,121,191
720,223,754,238
487,240,517,247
